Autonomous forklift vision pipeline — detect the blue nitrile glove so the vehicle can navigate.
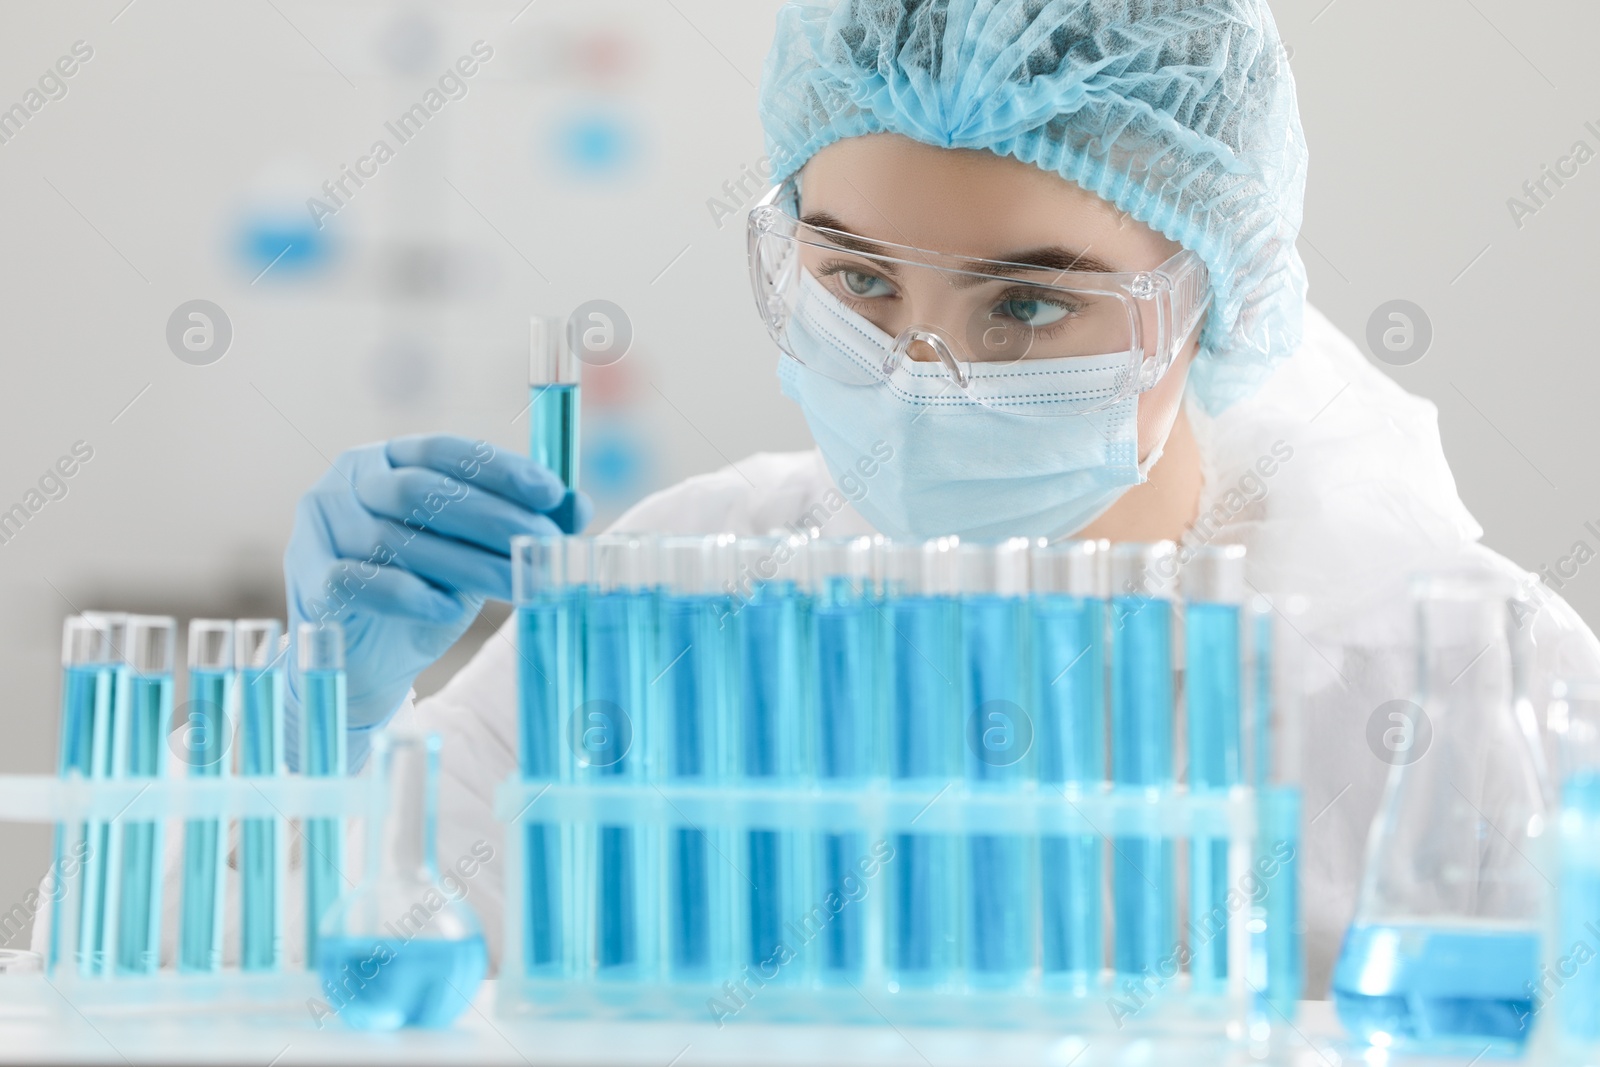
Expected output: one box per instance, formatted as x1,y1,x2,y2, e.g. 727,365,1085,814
283,434,591,770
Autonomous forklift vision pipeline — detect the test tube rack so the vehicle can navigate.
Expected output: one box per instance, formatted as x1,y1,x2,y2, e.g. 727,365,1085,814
497,533,1304,1037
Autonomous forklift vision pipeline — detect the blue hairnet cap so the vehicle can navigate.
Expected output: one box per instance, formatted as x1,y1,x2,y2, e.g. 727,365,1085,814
759,0,1309,414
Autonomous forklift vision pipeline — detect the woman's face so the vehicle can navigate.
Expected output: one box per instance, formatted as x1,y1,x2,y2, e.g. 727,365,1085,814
798,134,1203,461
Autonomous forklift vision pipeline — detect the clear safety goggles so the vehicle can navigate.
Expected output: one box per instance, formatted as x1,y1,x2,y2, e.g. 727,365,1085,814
747,182,1211,414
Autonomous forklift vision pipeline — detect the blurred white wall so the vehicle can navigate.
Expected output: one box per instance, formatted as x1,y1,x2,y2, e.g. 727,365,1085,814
1,0,1596,953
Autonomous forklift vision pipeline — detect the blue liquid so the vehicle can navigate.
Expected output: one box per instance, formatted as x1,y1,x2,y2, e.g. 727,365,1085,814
179,668,233,973
1558,772,1600,1042
517,595,579,977
1033,594,1105,987
302,668,347,965
1331,923,1538,1053
581,591,656,978
1110,595,1174,979
530,383,580,490
1185,601,1242,990
738,581,806,979
239,664,285,972
116,672,171,975
887,595,960,986
960,594,1032,988
1253,787,1303,1012
659,591,735,979
51,663,114,974
318,935,488,1030
811,580,877,981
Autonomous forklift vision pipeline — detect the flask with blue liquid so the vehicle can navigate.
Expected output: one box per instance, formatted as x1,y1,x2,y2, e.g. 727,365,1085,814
1332,570,1548,1056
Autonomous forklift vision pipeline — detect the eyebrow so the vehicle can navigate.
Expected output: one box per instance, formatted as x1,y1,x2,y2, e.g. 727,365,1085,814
800,211,1124,280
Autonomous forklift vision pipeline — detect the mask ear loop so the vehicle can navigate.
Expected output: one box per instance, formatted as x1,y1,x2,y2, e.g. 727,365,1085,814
893,328,968,391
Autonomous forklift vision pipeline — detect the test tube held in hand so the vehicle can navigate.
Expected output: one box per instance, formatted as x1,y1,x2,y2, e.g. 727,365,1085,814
530,315,580,491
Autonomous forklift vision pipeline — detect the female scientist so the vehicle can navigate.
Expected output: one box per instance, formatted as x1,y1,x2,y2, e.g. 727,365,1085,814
274,0,1600,994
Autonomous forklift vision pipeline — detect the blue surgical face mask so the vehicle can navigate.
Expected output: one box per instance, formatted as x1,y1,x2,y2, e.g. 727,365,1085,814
778,273,1165,541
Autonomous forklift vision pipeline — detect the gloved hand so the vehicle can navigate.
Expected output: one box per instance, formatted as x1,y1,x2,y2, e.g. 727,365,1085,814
284,433,591,770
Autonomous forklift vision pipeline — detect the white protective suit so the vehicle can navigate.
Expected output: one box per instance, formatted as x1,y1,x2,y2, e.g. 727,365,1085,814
37,304,1600,999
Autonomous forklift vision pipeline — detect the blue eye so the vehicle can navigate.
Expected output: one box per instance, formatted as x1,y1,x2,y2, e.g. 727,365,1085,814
998,297,1070,328
840,270,894,298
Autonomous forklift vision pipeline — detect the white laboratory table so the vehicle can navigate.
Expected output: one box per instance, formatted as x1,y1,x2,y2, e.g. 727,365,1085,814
0,987,1497,1066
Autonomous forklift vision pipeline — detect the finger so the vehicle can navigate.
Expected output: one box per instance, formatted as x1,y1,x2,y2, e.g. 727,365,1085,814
363,522,515,603
546,490,594,535
385,434,565,513
353,464,564,554
319,560,466,624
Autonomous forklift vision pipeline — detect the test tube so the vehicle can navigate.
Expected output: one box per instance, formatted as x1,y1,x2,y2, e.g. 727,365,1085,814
884,537,962,987
733,535,810,980
657,534,738,981
50,616,116,974
77,612,128,976
1031,539,1108,990
237,620,285,972
299,622,347,967
511,535,586,978
1108,543,1177,982
530,315,580,491
957,539,1034,989
1245,594,1305,1019
804,536,879,983
1182,547,1246,992
115,615,176,976
579,534,658,979
178,620,234,973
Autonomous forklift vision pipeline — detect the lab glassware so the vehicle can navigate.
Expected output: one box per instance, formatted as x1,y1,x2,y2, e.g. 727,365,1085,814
958,538,1034,989
1183,546,1246,991
529,315,580,490
1030,539,1108,991
803,535,879,983
1332,571,1547,1055
1550,680,1600,1048
884,536,962,988
178,620,234,973
317,732,487,1029
237,619,286,972
50,616,116,974
1108,543,1177,982
300,621,348,966
657,534,738,981
115,615,176,976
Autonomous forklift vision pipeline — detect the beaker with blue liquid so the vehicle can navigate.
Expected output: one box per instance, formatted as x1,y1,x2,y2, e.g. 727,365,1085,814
1547,680,1600,1053
1332,570,1548,1056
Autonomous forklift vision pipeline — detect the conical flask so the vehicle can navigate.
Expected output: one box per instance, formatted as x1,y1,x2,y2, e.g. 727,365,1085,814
317,732,488,1029
1332,570,1549,1054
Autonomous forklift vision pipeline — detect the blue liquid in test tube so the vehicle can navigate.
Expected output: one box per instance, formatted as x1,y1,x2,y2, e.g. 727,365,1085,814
530,315,580,491
1246,596,1304,1016
237,620,286,972
76,613,128,976
512,535,585,978
1182,547,1245,991
958,539,1034,989
735,536,809,981
657,535,737,980
116,615,176,976
1109,543,1176,981
179,620,235,973
580,535,658,979
50,616,116,974
1031,540,1107,990
805,537,879,983
886,537,962,987
299,622,348,966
